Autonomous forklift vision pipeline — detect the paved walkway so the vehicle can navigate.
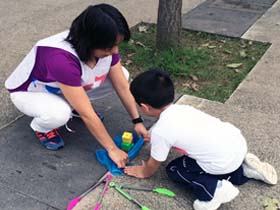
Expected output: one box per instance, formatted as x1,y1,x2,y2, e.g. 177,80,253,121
0,0,279,210
182,0,277,37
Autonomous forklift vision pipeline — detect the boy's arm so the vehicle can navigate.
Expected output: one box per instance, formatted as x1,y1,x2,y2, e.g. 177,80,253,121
124,157,161,178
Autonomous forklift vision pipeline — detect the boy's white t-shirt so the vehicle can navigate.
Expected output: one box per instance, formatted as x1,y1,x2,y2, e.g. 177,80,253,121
150,104,247,175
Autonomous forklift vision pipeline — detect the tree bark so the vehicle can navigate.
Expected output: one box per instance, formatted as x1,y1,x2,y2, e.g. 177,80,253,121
156,0,182,51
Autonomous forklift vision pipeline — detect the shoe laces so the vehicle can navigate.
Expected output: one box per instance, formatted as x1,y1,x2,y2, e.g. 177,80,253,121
35,132,45,141
45,129,59,139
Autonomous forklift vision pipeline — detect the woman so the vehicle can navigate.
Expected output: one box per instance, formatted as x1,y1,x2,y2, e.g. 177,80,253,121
5,4,149,168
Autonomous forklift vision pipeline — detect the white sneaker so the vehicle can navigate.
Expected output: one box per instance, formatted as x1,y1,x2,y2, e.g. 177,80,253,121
242,153,278,185
193,180,239,210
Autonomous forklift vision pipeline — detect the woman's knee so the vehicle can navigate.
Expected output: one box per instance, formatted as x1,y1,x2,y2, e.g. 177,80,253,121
122,66,130,80
40,103,71,127
52,105,72,125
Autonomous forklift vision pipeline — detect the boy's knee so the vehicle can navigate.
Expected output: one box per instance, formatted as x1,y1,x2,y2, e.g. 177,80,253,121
166,161,177,176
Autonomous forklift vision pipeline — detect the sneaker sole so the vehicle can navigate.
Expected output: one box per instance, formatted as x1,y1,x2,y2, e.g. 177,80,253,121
193,200,221,210
222,185,239,203
46,144,64,151
193,182,239,210
193,191,239,210
244,153,277,185
45,141,64,151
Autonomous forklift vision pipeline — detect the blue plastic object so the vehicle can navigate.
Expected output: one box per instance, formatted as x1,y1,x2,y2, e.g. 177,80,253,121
96,133,144,176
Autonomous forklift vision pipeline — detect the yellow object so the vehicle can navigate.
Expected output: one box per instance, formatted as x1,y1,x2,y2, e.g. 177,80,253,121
122,132,133,143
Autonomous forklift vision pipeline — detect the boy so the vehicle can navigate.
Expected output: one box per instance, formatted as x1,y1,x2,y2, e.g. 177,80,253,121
124,68,277,210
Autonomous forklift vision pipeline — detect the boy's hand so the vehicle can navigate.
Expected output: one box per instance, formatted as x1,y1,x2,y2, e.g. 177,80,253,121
134,123,150,141
124,160,147,178
124,157,161,178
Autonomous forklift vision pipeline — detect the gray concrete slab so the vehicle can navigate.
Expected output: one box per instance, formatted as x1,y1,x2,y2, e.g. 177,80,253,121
243,0,280,43
182,0,276,37
0,93,156,210
226,79,280,115
0,115,107,210
0,181,50,210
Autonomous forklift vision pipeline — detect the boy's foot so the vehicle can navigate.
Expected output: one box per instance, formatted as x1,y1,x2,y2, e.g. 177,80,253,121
35,129,64,150
242,153,277,185
193,179,239,210
72,110,104,121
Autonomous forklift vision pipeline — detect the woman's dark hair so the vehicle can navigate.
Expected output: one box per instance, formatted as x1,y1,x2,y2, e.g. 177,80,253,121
130,68,175,109
65,4,130,62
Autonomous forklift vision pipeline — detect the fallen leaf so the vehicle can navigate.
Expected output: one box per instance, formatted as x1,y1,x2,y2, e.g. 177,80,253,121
224,49,232,54
182,82,191,88
190,74,199,81
226,63,243,68
138,25,148,33
201,43,209,47
125,59,133,65
239,50,247,58
135,41,146,48
262,197,279,210
127,53,135,57
191,82,199,91
208,45,217,49
234,69,241,73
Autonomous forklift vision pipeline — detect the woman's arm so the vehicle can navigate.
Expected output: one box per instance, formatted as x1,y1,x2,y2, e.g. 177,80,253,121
58,82,128,168
109,62,150,141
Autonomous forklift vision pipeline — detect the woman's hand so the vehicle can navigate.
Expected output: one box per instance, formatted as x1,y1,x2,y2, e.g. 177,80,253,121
109,63,150,142
108,146,129,168
134,123,150,141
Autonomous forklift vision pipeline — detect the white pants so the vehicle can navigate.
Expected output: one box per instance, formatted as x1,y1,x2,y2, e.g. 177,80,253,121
10,67,129,133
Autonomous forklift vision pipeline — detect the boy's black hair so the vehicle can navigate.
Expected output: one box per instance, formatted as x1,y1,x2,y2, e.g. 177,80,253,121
65,4,130,62
130,68,175,109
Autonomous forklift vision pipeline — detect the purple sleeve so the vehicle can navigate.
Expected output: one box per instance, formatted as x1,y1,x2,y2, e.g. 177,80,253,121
46,51,82,86
111,53,120,66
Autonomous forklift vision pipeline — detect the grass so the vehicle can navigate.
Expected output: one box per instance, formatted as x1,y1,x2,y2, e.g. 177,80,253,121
119,23,270,102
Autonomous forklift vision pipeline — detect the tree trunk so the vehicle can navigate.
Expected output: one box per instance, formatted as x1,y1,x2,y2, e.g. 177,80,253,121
156,0,182,51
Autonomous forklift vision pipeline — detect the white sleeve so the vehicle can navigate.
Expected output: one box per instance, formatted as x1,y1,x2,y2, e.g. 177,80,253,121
150,132,171,162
